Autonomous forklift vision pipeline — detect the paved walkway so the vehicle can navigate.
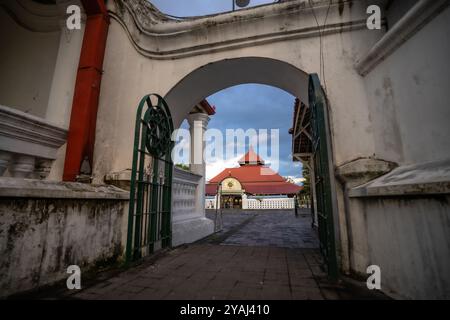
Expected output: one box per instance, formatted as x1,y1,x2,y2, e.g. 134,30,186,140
207,209,319,248
38,209,381,300
72,244,328,300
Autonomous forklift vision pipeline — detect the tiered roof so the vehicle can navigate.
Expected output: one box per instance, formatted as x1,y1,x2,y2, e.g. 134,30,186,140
206,149,302,196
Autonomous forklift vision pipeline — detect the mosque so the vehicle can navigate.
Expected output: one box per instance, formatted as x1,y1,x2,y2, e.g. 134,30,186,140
205,149,302,210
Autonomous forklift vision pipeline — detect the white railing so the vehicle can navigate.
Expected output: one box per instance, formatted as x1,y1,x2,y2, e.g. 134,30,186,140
205,196,295,210
0,105,67,179
247,198,295,209
172,167,201,221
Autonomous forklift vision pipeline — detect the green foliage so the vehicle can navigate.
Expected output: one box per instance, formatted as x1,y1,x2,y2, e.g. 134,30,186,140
300,165,311,195
175,163,190,171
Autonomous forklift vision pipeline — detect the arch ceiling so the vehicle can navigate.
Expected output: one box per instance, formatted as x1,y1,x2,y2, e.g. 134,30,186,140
164,57,309,127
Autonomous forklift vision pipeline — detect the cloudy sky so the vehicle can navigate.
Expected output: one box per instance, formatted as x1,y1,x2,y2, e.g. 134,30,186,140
149,0,277,17
175,84,304,184
149,1,304,185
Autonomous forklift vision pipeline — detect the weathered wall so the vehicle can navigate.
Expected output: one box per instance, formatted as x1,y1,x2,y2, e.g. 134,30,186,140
385,0,419,27
363,6,450,165
354,196,450,299
0,181,129,298
344,159,450,299
0,8,60,118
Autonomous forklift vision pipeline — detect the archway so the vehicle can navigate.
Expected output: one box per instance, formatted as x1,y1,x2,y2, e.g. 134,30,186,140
164,57,310,128
164,56,338,277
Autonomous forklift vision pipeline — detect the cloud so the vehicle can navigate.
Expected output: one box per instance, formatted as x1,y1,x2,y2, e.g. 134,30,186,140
286,176,306,185
206,155,241,181
172,82,302,181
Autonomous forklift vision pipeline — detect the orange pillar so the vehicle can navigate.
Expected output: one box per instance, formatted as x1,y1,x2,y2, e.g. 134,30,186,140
63,0,109,181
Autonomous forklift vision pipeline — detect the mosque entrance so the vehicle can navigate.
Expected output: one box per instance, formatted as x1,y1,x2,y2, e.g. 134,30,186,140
221,195,242,209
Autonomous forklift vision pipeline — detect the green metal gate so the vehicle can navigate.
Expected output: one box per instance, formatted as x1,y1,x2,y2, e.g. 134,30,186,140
309,74,338,278
126,94,174,263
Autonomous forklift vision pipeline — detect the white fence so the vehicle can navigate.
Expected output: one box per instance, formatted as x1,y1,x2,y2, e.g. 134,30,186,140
205,196,295,210
246,198,295,209
172,167,200,221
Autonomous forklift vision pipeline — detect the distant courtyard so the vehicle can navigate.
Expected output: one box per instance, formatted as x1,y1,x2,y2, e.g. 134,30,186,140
205,209,319,249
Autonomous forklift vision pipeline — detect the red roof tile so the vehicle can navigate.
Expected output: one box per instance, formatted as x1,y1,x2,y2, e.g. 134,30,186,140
199,99,216,116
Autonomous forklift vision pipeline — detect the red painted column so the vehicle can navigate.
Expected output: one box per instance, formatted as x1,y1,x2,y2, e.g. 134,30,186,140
63,0,109,181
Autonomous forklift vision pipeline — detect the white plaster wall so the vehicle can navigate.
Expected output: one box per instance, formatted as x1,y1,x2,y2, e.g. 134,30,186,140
93,17,383,184
46,24,86,182
385,0,419,27
363,6,450,165
361,196,450,299
0,8,60,118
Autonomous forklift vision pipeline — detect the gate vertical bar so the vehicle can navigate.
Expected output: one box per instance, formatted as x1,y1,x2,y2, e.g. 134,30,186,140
309,74,338,279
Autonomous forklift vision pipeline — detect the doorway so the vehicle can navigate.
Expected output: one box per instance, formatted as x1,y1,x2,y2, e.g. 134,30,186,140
222,195,242,209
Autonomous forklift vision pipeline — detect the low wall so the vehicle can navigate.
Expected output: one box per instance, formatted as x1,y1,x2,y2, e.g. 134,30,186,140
360,196,450,299
0,179,129,298
347,160,450,299
172,168,214,246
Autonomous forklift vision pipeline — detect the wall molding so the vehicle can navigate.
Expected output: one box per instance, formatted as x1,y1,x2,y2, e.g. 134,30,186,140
109,0,372,60
0,104,67,160
355,0,450,76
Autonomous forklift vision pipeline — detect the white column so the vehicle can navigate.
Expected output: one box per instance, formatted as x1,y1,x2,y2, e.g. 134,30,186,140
43,10,85,181
187,112,210,218
46,19,85,127
216,189,221,209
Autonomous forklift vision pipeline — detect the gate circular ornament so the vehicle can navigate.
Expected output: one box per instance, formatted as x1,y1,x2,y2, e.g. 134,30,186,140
144,107,171,157
142,95,173,158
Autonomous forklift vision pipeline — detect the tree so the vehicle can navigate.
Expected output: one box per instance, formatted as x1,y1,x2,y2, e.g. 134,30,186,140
298,165,311,209
175,163,190,171
300,165,311,196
